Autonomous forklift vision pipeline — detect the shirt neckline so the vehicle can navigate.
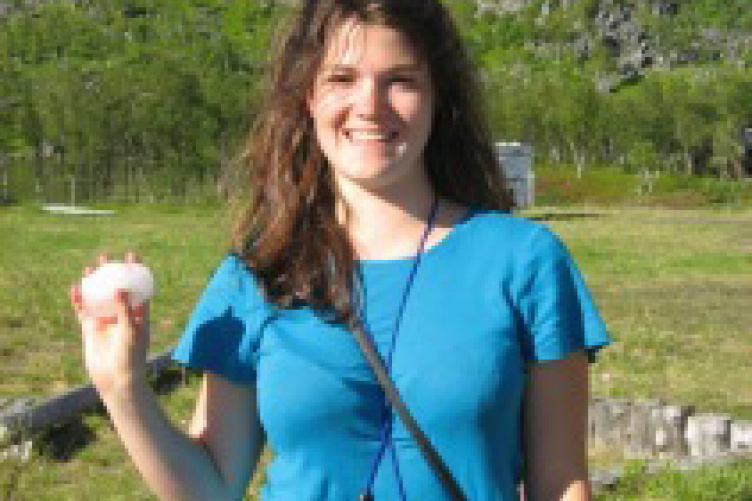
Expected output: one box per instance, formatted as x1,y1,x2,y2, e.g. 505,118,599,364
356,207,484,267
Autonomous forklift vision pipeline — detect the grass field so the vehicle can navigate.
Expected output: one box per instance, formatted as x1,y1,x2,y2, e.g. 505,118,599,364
532,206,752,419
1,202,750,499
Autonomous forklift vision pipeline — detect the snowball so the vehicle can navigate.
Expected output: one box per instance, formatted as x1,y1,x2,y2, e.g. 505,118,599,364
81,262,154,318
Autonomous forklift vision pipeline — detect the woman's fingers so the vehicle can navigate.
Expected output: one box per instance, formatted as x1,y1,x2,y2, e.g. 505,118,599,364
132,301,149,322
70,283,85,322
125,251,141,264
95,316,112,331
86,251,142,273
123,252,148,325
70,283,81,309
77,252,148,330
114,289,149,339
114,289,133,326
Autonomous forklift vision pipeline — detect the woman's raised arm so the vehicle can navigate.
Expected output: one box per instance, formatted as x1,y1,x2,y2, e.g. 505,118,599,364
72,254,263,500
100,370,262,501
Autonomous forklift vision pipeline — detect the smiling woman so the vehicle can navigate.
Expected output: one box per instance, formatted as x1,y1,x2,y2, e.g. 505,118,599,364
307,20,435,197
237,0,512,305
70,1,610,500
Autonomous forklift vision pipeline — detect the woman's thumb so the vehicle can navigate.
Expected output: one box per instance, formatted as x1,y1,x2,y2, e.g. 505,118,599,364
114,289,134,328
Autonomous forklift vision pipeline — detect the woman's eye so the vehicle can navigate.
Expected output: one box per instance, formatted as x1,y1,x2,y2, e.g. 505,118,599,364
389,75,417,86
327,73,354,84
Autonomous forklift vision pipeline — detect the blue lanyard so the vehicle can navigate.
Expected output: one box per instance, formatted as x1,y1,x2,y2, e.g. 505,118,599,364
359,197,440,501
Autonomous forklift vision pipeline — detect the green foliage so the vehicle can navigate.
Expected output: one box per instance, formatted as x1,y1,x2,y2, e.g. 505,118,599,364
1,0,285,202
2,0,751,204
652,173,752,206
534,163,752,207
446,0,752,188
534,164,637,206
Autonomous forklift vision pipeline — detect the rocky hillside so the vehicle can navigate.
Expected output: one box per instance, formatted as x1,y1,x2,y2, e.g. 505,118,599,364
469,0,750,92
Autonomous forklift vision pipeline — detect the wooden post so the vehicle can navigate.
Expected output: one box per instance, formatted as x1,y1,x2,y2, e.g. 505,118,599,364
1,158,7,201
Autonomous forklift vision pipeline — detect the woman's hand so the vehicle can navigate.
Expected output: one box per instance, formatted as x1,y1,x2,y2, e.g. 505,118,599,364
71,252,151,399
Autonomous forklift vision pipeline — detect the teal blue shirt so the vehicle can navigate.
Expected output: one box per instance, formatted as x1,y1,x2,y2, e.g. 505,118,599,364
172,211,610,500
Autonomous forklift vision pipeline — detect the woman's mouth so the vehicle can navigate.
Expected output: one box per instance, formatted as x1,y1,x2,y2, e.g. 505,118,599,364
344,129,399,143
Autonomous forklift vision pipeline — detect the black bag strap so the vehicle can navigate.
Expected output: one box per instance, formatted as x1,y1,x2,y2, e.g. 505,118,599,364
352,323,467,501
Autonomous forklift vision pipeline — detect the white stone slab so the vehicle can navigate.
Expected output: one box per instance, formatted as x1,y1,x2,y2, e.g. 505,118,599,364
42,204,115,216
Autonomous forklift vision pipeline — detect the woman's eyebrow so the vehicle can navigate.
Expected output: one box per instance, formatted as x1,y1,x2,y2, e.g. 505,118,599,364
321,63,424,73
386,63,424,72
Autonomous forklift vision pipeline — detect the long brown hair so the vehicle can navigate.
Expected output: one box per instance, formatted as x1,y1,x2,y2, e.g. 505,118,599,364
231,0,512,325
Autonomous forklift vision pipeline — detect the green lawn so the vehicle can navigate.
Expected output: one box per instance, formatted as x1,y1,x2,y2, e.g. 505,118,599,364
595,458,752,500
534,207,752,419
0,203,231,396
1,202,750,499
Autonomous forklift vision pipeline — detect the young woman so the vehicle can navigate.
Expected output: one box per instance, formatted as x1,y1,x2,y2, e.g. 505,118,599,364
72,1,610,499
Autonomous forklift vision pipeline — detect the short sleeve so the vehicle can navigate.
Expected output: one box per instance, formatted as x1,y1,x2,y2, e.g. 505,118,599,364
513,226,611,363
171,253,270,384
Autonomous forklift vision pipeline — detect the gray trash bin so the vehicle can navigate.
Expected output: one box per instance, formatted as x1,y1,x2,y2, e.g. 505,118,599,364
496,142,534,208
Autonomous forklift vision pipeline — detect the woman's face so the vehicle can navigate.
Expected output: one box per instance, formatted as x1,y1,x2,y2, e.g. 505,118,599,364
308,20,434,195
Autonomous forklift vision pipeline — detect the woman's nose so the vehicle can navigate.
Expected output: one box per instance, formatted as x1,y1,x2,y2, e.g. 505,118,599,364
352,79,385,118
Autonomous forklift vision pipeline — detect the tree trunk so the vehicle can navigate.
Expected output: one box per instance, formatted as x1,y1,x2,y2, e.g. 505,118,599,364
0,156,7,201
684,149,693,176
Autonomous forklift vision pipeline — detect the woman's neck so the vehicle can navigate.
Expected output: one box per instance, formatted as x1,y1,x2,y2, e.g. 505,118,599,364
336,183,438,261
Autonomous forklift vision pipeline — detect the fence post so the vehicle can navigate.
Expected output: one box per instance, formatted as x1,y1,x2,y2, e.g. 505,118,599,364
1,158,7,201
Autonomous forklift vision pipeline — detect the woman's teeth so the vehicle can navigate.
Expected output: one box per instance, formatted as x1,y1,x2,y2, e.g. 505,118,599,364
346,130,396,142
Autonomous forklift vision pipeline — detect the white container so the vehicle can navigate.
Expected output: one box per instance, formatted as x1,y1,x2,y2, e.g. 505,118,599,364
81,262,154,318
496,142,535,208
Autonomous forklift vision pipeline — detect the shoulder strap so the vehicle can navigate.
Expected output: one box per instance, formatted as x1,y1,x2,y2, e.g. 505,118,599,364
352,324,467,501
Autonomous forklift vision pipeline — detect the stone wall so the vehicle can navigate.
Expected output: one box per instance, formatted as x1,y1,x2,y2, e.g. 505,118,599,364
3,346,752,477
589,396,752,460
3,382,752,492
4,387,751,463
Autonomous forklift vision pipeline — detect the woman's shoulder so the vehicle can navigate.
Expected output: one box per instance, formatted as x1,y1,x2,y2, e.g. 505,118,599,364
210,252,254,283
462,209,557,246
438,209,572,272
202,252,266,306
218,252,253,275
